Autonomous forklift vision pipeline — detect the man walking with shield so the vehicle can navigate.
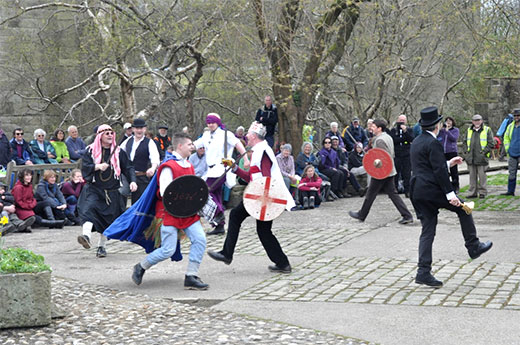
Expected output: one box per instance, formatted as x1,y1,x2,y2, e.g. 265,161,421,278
207,122,295,273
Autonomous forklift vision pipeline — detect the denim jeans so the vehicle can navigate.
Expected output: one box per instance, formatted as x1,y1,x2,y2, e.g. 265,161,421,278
146,221,206,266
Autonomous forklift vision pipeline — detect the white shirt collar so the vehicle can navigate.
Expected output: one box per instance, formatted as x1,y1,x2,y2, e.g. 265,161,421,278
427,130,437,138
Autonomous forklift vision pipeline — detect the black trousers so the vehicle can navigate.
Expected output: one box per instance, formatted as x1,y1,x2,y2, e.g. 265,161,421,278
394,154,412,194
321,168,343,193
357,175,412,221
131,175,150,204
298,190,321,206
412,196,480,276
221,201,290,267
444,152,460,191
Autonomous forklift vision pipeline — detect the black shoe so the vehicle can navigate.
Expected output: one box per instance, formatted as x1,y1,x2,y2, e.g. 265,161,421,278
501,192,514,196
405,192,410,198
77,235,91,249
309,196,315,209
96,246,107,258
207,250,232,265
17,216,36,232
207,224,225,235
469,241,493,260
467,194,477,199
348,211,364,222
184,275,209,290
302,196,309,210
268,264,292,274
343,192,354,198
415,273,443,288
335,191,344,198
479,194,486,199
398,217,413,225
358,188,366,197
64,218,74,227
132,263,145,285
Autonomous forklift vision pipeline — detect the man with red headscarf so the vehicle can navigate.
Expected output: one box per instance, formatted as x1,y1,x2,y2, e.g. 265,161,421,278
77,124,137,258
193,113,249,235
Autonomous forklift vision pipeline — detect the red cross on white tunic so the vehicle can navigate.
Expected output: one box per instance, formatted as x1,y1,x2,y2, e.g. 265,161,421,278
243,177,288,221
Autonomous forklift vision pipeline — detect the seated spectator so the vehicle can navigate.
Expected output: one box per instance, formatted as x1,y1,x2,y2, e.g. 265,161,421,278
30,129,58,164
11,169,63,229
298,165,322,209
10,128,34,165
318,137,346,199
295,142,329,181
50,128,71,164
276,143,299,193
61,169,84,225
331,136,364,197
349,142,369,181
325,122,346,151
0,122,11,169
0,181,35,235
65,125,87,162
342,117,368,151
189,143,208,179
34,169,67,227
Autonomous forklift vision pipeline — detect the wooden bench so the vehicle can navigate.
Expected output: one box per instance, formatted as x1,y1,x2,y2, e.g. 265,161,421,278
2,160,82,190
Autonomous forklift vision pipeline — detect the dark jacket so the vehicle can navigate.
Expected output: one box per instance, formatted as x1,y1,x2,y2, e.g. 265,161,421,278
255,104,278,137
390,125,414,157
153,135,171,161
10,138,33,165
348,151,364,170
342,124,368,151
0,191,15,207
462,125,494,166
0,130,11,168
317,147,340,170
35,180,66,208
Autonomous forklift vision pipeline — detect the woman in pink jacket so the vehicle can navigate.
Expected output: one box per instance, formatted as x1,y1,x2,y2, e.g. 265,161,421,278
297,165,323,209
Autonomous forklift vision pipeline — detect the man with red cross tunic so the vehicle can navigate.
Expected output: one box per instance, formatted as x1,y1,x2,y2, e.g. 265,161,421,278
131,132,209,290
207,122,294,273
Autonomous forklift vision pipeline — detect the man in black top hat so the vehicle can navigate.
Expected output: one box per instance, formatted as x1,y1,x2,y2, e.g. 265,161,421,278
410,106,493,288
153,125,171,161
120,118,160,204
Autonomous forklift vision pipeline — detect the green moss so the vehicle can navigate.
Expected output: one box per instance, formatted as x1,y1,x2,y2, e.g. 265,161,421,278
0,248,51,274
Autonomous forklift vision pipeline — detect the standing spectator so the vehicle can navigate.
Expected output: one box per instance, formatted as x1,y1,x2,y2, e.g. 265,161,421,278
61,169,85,225
298,165,322,209
348,119,413,224
496,112,514,162
0,122,11,169
255,95,278,147
501,108,520,196
235,126,247,146
413,121,422,138
438,116,460,193
365,119,374,143
10,128,34,165
318,137,345,198
189,143,208,179
325,122,345,150
50,129,72,163
119,122,133,145
34,170,68,226
65,125,87,162
153,125,171,161
463,114,494,199
342,117,368,151
30,129,58,164
120,118,160,204
390,114,414,197
276,143,298,192
0,182,35,234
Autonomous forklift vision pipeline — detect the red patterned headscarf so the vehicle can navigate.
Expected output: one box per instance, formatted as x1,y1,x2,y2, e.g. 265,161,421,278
87,124,121,177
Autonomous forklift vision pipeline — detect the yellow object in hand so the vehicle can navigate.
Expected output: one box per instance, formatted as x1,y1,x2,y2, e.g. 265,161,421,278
221,158,234,167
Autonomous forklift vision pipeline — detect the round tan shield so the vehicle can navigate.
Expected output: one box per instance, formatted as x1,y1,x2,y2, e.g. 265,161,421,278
243,176,288,221
363,148,393,179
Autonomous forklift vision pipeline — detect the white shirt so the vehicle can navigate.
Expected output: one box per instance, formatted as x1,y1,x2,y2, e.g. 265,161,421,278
120,135,160,166
159,151,191,196
193,127,239,178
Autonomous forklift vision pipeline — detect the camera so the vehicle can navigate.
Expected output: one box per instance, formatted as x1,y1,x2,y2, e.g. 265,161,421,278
396,122,404,127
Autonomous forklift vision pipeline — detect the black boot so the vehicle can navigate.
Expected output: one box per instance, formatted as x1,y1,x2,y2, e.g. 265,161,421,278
40,219,65,229
184,275,209,290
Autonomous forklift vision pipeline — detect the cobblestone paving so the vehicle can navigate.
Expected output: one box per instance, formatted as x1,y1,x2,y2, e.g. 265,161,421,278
233,257,520,310
0,277,374,345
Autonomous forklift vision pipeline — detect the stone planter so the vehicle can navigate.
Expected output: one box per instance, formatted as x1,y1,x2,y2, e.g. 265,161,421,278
0,271,52,328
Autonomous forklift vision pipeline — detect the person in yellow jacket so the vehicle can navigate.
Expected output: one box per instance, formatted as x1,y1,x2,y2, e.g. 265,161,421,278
501,109,520,196
462,114,494,198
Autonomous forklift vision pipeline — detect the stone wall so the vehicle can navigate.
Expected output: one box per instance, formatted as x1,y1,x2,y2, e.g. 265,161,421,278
474,77,520,131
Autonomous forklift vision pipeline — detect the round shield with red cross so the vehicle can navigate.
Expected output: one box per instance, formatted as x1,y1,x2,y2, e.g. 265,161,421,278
363,148,393,179
243,176,288,221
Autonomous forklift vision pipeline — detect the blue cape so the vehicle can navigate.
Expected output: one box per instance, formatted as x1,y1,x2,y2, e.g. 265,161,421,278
103,152,182,261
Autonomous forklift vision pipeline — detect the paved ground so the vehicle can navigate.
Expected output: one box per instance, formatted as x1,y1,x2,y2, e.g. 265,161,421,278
2,160,519,345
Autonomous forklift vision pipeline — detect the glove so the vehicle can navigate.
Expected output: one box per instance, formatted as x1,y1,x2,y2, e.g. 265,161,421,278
221,158,235,168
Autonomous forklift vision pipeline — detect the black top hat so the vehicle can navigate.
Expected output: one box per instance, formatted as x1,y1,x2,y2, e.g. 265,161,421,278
419,106,443,127
132,118,147,128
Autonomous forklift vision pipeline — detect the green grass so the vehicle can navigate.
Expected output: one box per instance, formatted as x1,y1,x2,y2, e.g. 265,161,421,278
0,247,51,274
459,174,519,211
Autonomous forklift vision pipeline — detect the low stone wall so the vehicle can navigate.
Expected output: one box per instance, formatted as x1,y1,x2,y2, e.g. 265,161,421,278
0,271,52,329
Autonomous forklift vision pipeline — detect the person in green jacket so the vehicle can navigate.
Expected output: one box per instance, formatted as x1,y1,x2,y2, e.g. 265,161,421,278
50,129,71,164
462,114,494,199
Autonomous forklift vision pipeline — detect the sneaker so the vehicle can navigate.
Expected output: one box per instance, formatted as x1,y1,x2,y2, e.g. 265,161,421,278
96,246,107,258
77,235,91,249
309,196,315,209
17,216,36,232
132,263,145,285
1,224,17,236
184,275,209,290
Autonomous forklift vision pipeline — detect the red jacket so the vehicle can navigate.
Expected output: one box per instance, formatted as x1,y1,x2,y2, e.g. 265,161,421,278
298,176,322,195
11,180,37,220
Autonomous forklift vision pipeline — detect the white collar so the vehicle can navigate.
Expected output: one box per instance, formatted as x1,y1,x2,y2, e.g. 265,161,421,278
427,130,437,138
